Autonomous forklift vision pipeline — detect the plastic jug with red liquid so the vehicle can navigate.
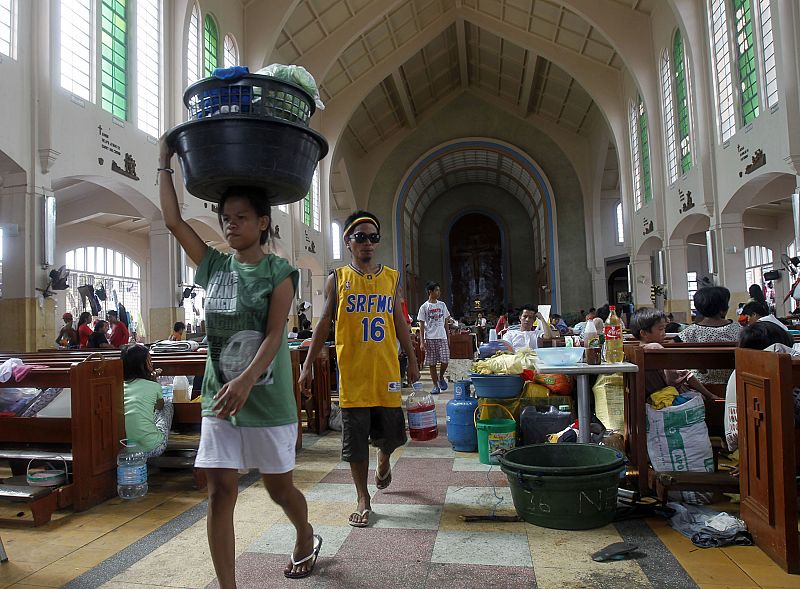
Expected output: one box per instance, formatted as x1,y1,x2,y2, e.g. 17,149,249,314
406,383,438,441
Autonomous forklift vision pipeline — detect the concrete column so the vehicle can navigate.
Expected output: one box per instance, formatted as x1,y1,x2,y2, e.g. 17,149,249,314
0,180,56,351
630,255,654,309
664,242,690,321
590,266,606,306
148,220,182,341
711,217,748,319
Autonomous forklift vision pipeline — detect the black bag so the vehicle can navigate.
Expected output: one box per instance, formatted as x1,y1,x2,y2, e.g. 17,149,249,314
519,406,573,445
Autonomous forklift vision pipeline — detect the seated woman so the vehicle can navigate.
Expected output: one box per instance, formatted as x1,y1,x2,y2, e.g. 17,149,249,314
121,343,173,459
629,308,719,401
724,322,796,453
87,320,113,349
674,286,741,385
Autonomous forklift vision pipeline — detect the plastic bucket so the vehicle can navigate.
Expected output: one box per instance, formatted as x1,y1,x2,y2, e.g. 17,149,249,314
499,444,625,530
475,404,516,465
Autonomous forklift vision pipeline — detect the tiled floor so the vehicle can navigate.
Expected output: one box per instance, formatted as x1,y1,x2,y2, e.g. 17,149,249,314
2,377,800,588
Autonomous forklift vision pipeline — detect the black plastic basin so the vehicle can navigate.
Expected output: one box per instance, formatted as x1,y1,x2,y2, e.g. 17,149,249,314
166,116,329,204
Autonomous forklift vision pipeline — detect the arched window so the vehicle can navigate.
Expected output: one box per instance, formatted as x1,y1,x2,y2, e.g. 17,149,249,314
660,49,677,183
615,202,624,244
673,30,692,174
303,167,321,231
136,0,160,137
629,96,652,209
709,0,777,141
186,3,200,86
60,0,94,101
709,0,736,141
203,14,219,76
745,245,773,292
757,0,777,109
223,33,238,68
64,246,142,334
331,222,341,260
181,265,206,332
0,0,16,58
100,0,128,119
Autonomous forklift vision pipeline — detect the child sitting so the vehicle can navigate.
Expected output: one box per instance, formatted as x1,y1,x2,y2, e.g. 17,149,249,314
629,308,719,403
121,343,173,458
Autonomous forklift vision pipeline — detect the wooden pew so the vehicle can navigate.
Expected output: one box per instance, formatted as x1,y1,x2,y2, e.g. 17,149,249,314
0,355,123,525
626,344,737,496
291,346,331,436
735,348,800,574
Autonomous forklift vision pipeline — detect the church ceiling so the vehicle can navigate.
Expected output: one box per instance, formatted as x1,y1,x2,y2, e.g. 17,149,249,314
276,0,613,154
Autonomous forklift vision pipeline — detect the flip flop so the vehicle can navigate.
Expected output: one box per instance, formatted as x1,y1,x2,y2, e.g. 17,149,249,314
284,534,323,579
375,452,392,490
348,509,371,528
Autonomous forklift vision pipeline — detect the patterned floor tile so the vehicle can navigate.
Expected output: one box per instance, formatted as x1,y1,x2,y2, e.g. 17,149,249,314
372,484,450,505
438,504,528,533
303,482,378,503
368,504,443,529
425,563,537,589
431,530,533,567
452,456,493,471
444,486,516,511
221,552,430,589
247,523,352,558
401,447,461,459
335,528,437,562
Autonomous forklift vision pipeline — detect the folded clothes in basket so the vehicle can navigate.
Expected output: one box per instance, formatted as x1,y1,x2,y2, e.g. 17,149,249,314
150,340,200,353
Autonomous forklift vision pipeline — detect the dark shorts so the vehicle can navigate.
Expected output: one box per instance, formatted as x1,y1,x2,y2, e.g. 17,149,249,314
341,407,407,462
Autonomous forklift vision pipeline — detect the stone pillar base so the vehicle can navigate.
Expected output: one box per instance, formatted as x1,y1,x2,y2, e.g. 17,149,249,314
0,297,56,352
728,291,749,320
664,299,691,323
149,307,180,342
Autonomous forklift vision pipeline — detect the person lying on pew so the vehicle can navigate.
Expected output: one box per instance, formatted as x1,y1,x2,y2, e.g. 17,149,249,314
121,343,173,459
87,320,114,349
629,308,720,402
724,322,797,455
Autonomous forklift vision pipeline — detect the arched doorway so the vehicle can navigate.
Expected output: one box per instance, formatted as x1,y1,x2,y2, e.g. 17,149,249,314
448,213,504,318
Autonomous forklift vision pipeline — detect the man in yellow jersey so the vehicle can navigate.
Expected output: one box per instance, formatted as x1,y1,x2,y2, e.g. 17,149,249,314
299,210,420,527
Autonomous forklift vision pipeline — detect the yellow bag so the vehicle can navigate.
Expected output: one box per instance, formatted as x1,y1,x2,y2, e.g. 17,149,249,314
592,373,625,431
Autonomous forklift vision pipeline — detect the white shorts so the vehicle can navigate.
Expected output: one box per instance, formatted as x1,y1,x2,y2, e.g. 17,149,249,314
195,417,297,474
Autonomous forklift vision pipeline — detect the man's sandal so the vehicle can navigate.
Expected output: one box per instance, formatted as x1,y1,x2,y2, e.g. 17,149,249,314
348,509,371,528
375,452,392,490
284,534,323,579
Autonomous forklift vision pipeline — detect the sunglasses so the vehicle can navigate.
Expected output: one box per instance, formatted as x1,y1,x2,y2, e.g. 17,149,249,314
349,232,381,244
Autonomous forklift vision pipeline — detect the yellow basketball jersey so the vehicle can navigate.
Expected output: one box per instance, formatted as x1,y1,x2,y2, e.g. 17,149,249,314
334,264,401,408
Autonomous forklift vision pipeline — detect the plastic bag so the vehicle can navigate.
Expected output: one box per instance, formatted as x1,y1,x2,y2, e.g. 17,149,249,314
329,402,342,431
593,373,625,431
534,373,574,395
256,64,325,110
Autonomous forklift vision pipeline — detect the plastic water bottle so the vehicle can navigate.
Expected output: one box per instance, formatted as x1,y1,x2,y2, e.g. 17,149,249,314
172,375,190,402
583,319,601,365
406,383,438,441
117,441,148,499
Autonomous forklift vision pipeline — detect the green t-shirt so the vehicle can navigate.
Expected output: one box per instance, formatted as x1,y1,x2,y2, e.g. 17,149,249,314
195,247,298,427
123,379,164,453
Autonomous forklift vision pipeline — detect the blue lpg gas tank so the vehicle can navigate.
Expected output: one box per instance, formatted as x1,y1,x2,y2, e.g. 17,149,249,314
446,380,479,451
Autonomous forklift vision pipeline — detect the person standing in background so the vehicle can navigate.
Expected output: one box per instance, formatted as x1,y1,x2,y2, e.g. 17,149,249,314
76,312,94,349
417,281,452,394
55,312,79,348
107,310,130,348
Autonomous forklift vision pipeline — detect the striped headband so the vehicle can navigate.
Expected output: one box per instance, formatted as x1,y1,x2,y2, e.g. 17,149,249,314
343,216,380,238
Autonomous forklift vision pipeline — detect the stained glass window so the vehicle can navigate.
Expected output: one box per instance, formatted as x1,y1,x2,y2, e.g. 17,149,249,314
757,0,777,108
203,14,218,77
710,0,736,141
638,97,652,204
629,101,643,210
673,30,692,173
661,48,677,183
100,0,128,119
733,0,759,125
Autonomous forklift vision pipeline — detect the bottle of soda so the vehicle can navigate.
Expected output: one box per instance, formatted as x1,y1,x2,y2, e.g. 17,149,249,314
406,383,438,441
117,441,148,499
603,305,624,364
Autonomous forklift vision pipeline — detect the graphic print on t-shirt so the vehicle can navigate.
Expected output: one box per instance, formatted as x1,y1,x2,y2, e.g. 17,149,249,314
206,270,273,385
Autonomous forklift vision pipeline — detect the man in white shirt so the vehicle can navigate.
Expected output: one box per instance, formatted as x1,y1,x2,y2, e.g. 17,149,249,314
741,301,789,331
503,304,555,351
417,282,452,394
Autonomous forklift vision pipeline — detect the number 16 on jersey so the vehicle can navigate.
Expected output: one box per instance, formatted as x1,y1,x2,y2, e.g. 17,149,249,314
361,317,385,342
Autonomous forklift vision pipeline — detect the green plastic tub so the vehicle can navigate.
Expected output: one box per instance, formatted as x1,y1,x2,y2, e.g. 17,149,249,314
500,444,625,530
